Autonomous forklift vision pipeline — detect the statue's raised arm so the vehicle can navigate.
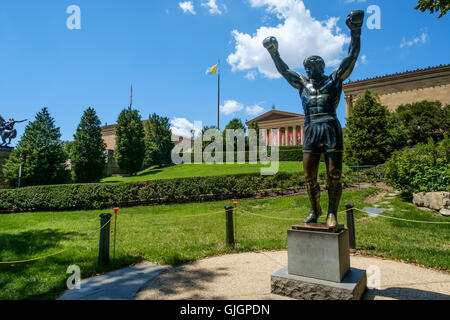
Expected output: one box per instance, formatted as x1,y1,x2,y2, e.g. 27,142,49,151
263,36,304,89
332,10,364,81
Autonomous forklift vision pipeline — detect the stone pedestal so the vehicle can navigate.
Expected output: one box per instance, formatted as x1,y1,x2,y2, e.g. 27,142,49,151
288,228,350,282
271,227,366,300
272,267,367,300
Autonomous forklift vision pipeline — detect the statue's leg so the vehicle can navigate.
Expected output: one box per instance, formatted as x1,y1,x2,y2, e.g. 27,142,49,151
303,152,322,223
324,152,343,228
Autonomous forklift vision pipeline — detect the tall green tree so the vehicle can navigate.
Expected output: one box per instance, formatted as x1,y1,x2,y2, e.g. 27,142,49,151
395,100,449,146
386,112,408,152
114,107,145,175
415,0,449,18
344,91,393,165
3,107,69,187
224,118,246,152
144,113,175,167
70,107,107,182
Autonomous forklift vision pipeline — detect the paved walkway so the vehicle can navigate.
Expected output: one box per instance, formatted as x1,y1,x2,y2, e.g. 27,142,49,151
59,251,450,300
58,263,168,300
136,251,450,300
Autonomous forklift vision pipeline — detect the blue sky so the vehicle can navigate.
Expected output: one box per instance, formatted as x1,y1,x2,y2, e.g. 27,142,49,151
1,0,449,144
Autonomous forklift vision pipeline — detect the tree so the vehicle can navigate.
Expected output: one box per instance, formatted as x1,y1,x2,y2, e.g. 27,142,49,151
395,100,449,146
3,107,69,187
224,118,246,152
114,107,145,175
70,107,107,183
344,91,393,165
415,0,449,18
198,125,219,151
386,112,408,152
246,121,260,151
144,113,175,167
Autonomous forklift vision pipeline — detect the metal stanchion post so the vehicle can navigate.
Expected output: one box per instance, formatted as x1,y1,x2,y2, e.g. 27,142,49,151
225,206,235,248
113,207,120,260
345,204,356,250
98,213,112,265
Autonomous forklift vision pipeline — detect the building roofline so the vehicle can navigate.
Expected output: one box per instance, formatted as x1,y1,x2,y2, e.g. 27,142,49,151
343,64,450,88
246,110,305,125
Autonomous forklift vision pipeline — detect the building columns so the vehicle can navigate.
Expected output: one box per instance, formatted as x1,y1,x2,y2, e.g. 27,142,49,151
345,95,354,120
293,126,297,146
301,125,304,145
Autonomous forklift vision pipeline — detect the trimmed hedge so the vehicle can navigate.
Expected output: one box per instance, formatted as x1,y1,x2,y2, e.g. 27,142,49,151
184,146,304,163
0,172,306,213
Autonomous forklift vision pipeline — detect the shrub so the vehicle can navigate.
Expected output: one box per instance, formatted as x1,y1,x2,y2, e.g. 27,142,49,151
385,136,450,193
0,172,306,213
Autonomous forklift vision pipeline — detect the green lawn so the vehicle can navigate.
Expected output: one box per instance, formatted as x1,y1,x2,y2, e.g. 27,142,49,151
1,188,449,300
101,162,326,183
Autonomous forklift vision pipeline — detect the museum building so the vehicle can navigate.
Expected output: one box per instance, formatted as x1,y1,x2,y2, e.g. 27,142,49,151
246,64,450,146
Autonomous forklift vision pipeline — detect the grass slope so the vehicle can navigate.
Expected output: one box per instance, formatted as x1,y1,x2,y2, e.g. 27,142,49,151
0,188,448,300
101,162,325,183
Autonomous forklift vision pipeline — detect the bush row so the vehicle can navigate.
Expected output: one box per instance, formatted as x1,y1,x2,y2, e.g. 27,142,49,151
0,172,306,213
385,136,449,194
182,146,305,163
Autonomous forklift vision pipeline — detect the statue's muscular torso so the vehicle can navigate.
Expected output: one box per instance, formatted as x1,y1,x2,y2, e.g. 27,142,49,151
299,74,342,125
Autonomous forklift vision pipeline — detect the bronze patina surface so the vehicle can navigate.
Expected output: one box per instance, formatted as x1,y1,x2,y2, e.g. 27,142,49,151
292,223,345,233
263,10,364,229
0,116,27,147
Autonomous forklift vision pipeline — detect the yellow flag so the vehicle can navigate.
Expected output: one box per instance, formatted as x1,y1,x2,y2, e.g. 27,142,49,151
206,64,218,75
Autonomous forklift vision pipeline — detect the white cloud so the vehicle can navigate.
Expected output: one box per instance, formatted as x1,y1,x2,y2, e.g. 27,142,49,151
245,71,257,80
220,100,244,115
179,1,196,15
400,30,429,48
170,118,200,138
246,104,265,116
227,0,350,79
361,54,368,64
201,0,223,15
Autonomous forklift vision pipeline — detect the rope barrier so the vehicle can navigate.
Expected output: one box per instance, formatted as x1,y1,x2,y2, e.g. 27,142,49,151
85,218,112,236
176,210,225,219
0,219,113,265
0,249,67,265
239,208,348,222
353,207,450,225
239,209,302,221
3,203,446,265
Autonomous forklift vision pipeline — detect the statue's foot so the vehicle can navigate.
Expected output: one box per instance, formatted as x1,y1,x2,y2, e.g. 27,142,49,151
326,213,338,229
303,210,321,224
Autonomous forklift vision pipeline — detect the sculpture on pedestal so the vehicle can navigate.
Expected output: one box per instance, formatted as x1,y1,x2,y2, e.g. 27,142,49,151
263,10,364,229
0,116,27,147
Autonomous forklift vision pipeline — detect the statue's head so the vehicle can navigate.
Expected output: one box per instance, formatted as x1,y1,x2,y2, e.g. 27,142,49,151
303,56,325,79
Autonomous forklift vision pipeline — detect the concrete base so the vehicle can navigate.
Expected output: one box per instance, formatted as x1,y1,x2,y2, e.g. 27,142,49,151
271,267,367,300
288,228,350,282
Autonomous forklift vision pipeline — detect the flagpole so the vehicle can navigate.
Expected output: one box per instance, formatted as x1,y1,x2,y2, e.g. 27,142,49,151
217,59,220,130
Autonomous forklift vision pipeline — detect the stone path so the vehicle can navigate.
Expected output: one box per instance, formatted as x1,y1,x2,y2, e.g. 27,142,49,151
58,251,450,300
58,262,168,300
135,251,450,300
